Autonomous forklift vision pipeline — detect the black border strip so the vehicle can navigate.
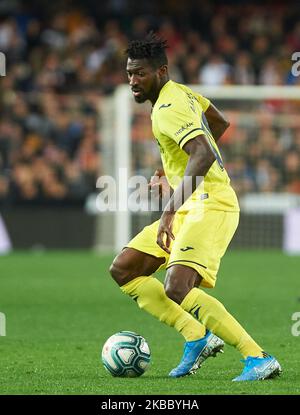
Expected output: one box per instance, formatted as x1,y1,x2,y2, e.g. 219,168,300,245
178,128,204,146
167,259,207,269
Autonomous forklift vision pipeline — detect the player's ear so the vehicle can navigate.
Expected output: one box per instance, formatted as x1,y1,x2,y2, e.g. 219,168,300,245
158,65,168,78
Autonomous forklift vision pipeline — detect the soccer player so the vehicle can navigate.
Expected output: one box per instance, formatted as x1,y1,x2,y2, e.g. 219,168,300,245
109,33,281,381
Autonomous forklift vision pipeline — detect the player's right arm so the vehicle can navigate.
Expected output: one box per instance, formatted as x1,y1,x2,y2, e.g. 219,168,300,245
204,103,230,143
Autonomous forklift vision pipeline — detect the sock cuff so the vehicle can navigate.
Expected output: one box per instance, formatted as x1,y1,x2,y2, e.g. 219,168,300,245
120,276,151,295
180,287,202,312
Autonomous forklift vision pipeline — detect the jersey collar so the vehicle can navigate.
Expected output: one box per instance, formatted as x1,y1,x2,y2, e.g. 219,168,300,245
152,80,173,111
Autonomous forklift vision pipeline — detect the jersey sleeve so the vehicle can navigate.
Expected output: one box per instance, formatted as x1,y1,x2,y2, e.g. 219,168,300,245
196,94,211,112
158,99,208,150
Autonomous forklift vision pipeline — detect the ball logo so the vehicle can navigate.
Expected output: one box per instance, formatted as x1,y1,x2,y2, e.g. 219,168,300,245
291,52,300,77
0,312,6,336
0,52,6,77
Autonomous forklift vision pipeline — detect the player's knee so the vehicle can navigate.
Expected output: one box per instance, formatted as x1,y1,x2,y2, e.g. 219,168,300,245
164,279,185,304
109,261,120,283
193,274,202,288
109,257,132,286
164,266,196,304
164,286,182,304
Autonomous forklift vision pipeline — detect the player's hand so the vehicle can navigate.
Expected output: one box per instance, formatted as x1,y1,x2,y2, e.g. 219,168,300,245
156,211,175,254
149,169,170,198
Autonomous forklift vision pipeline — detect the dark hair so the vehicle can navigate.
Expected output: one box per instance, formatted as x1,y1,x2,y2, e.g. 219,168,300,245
125,32,168,68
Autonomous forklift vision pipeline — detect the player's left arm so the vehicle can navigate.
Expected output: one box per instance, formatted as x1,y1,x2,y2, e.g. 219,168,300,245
156,135,216,253
204,103,230,142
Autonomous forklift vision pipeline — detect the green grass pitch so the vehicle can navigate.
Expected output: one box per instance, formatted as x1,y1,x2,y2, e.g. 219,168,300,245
0,250,300,395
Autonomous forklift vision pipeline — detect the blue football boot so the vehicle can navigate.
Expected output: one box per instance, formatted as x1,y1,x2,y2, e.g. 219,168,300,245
232,353,282,381
169,330,224,378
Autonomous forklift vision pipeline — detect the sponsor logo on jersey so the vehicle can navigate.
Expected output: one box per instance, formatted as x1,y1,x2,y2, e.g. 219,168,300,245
175,122,194,137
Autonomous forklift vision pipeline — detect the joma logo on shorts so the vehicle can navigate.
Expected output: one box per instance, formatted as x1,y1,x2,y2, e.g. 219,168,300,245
180,246,194,252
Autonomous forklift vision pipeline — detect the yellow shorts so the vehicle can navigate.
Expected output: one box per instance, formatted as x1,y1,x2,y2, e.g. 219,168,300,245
126,209,239,288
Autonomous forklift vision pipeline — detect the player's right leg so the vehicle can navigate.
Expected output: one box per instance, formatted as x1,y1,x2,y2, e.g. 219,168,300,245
108,219,219,376
109,246,206,343
110,247,222,377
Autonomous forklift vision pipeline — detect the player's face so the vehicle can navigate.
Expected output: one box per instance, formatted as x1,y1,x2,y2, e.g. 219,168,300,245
126,58,162,103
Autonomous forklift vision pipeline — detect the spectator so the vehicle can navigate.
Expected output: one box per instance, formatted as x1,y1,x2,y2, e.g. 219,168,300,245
199,55,232,85
233,52,255,85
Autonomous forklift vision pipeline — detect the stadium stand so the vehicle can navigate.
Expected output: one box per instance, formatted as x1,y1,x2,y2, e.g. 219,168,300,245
0,0,300,206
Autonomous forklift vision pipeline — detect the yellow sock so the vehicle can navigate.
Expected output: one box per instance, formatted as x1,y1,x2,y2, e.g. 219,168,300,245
121,276,206,341
181,288,263,358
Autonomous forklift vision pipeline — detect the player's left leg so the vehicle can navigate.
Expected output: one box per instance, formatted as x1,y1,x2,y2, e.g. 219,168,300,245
167,264,264,360
163,264,224,378
166,265,281,380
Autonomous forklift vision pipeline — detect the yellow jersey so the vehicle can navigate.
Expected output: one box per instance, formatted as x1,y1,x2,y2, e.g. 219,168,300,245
151,80,239,212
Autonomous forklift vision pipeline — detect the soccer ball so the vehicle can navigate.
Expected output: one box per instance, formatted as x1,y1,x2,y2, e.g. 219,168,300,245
101,331,151,377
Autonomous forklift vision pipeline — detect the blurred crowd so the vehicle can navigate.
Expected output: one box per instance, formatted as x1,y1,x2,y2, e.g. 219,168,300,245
221,104,300,195
0,90,100,205
131,99,300,196
0,0,300,205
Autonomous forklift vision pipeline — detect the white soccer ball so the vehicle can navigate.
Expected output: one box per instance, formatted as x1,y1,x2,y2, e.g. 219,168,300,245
101,331,151,377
